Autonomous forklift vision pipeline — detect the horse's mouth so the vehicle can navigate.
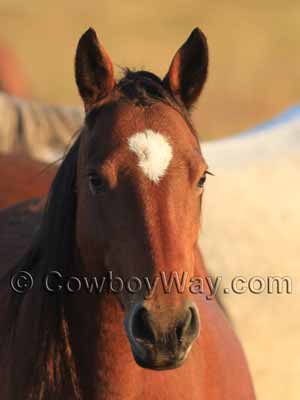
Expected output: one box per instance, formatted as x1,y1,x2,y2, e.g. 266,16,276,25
132,349,188,371
130,340,192,371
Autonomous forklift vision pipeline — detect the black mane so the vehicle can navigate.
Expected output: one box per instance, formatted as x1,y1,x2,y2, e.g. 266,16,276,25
0,138,81,400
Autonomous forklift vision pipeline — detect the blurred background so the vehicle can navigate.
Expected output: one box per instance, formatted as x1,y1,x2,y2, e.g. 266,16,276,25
0,0,300,140
1,2,300,399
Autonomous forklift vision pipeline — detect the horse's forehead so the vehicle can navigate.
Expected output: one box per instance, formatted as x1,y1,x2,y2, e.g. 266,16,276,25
88,102,201,182
105,102,194,144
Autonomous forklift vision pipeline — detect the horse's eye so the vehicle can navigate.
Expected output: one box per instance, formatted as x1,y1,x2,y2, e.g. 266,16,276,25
197,173,207,189
88,173,107,195
197,170,213,189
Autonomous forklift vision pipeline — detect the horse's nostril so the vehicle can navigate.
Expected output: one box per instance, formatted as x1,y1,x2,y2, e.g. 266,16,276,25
128,303,200,369
189,306,199,335
176,323,184,341
130,303,200,353
176,305,200,342
131,306,156,345
176,308,192,341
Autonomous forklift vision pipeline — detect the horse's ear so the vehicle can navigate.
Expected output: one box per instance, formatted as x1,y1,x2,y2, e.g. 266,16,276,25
163,28,208,110
75,28,115,112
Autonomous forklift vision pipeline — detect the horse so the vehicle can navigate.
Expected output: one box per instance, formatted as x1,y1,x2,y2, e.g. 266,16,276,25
0,91,83,160
0,28,255,399
200,110,300,400
0,154,56,208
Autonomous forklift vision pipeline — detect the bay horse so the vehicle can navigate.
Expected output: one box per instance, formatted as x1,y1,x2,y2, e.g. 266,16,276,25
0,28,255,399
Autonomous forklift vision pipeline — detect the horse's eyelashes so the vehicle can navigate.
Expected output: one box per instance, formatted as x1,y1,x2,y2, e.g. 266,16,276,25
88,173,108,195
197,170,215,189
197,175,206,188
197,170,213,189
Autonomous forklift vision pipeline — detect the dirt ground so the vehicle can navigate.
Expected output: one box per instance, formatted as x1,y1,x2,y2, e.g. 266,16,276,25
0,1,300,140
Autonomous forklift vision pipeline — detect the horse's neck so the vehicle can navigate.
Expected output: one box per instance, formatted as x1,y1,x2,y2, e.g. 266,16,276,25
64,248,135,399
65,287,140,399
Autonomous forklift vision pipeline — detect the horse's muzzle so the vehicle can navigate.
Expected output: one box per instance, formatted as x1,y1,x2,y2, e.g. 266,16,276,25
125,302,200,370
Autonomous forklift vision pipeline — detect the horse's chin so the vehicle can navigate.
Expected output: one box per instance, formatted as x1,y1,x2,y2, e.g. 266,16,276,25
130,344,189,371
134,355,186,371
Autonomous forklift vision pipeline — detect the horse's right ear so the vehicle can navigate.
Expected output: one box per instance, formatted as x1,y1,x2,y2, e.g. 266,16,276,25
75,28,115,112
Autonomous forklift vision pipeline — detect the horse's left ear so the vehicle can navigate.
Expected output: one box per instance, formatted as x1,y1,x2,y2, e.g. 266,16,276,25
75,28,115,112
163,28,208,110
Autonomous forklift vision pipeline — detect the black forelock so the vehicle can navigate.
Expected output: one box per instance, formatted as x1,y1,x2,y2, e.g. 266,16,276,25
117,69,173,106
86,68,198,141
